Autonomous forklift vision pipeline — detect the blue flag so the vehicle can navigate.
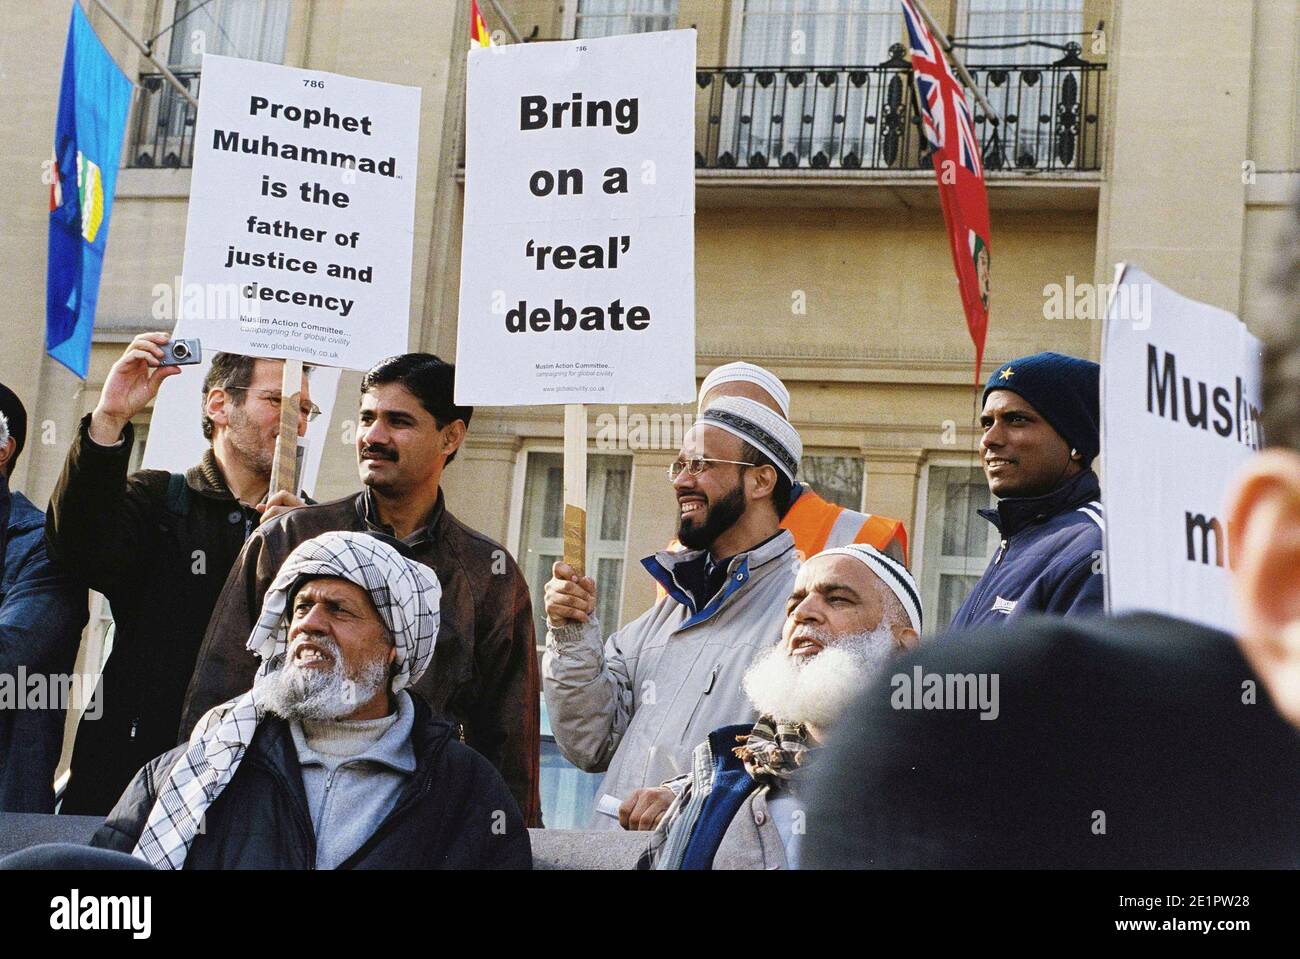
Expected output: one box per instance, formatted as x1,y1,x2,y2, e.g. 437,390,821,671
46,2,133,378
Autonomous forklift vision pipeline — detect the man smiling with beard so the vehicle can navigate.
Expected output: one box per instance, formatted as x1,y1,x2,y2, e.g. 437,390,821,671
544,396,803,830
636,544,921,869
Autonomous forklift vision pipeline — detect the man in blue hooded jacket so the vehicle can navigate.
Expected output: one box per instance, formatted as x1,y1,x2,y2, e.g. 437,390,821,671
949,352,1103,630
0,382,88,812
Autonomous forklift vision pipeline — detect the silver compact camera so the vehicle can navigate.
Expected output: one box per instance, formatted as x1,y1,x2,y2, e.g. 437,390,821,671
160,338,202,366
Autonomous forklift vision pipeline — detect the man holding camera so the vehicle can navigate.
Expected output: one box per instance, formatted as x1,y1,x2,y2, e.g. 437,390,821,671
46,333,313,814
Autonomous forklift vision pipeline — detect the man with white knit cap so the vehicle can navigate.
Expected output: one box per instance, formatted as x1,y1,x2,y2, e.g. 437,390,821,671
544,396,803,830
697,361,909,563
637,543,921,869
85,530,530,869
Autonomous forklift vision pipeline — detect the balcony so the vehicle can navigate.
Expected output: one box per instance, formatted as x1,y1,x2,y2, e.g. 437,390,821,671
694,44,1104,176
125,70,202,169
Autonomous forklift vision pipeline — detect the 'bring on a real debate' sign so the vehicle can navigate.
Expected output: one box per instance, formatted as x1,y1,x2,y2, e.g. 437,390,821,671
455,30,696,406
179,54,421,370
1101,264,1265,633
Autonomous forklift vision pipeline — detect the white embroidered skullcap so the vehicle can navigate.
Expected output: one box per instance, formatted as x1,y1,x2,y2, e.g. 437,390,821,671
698,362,791,418
697,396,802,484
815,544,923,635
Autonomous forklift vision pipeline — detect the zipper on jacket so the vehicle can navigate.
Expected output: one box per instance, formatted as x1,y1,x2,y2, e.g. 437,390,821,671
993,538,1008,565
457,722,466,743
128,717,139,741
336,740,448,868
243,753,316,868
678,663,721,744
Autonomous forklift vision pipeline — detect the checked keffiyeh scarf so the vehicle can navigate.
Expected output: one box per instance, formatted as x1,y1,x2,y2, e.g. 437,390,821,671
131,531,441,870
732,717,819,785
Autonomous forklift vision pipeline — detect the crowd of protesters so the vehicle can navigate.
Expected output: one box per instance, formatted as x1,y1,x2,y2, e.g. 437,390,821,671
0,197,1296,870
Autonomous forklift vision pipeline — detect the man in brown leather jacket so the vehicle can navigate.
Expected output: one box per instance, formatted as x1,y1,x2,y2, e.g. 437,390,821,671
179,353,541,826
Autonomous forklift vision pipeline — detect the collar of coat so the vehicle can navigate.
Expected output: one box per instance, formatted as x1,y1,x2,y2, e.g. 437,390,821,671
979,468,1101,539
356,487,446,545
642,528,796,625
185,447,239,500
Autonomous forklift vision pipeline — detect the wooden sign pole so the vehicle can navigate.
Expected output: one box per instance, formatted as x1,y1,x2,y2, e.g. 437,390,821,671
270,358,304,495
563,403,588,577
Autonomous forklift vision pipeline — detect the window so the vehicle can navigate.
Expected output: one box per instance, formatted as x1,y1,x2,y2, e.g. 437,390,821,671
917,465,998,631
738,0,899,66
131,1,289,167
963,0,1085,65
518,452,633,645
166,0,290,67
800,454,864,511
963,0,1087,168
573,0,679,38
729,0,901,168
540,697,603,828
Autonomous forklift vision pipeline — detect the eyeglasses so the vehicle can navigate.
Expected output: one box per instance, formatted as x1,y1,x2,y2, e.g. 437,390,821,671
667,455,755,481
223,387,322,422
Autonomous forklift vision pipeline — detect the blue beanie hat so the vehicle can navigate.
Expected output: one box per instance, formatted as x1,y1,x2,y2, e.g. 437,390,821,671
982,352,1101,465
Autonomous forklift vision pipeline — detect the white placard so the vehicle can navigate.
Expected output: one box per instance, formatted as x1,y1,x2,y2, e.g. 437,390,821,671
1101,264,1265,632
179,54,421,370
139,356,342,499
455,30,696,406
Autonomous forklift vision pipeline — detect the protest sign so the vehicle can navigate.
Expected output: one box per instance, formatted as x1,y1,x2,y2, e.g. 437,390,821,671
1101,264,1265,633
178,54,421,370
455,29,696,406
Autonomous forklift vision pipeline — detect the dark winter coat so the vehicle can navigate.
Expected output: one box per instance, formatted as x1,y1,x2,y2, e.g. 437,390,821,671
949,469,1104,631
91,693,532,869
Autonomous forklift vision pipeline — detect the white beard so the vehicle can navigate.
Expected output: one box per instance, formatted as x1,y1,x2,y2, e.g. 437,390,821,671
259,634,389,722
742,624,897,729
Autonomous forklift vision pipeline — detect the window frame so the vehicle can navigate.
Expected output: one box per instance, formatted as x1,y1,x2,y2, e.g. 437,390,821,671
563,0,681,40
509,442,636,642
799,449,868,513
913,455,1000,630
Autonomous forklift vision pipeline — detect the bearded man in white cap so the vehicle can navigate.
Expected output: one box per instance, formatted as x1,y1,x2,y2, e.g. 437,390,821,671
87,531,530,870
633,544,920,868
544,397,802,830
697,361,908,563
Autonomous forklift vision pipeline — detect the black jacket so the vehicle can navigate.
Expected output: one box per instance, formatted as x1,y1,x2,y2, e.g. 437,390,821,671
91,694,532,869
45,416,263,814
806,612,1300,869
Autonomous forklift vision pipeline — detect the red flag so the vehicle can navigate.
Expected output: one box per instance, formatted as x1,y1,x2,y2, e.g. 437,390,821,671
900,0,992,384
470,0,493,48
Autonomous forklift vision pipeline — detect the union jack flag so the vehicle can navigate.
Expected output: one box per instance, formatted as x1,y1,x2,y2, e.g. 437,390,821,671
902,0,983,178
898,0,992,383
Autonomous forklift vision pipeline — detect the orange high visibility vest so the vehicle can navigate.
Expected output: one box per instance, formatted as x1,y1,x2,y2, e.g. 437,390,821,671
781,487,909,563
654,489,909,599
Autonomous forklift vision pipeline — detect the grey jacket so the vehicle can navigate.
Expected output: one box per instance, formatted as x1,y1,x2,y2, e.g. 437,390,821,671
641,723,795,870
543,530,798,829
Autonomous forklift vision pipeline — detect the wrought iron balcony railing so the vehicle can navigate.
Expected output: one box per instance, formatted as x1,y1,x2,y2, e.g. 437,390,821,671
130,44,1105,176
126,70,202,168
694,43,1104,173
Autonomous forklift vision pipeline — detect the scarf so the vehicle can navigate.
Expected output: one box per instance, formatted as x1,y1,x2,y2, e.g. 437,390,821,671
732,716,818,784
